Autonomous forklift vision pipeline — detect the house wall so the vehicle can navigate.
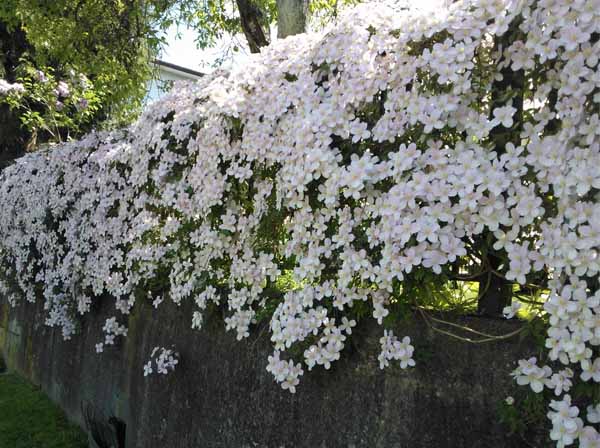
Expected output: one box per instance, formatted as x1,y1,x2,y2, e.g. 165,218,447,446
146,65,200,103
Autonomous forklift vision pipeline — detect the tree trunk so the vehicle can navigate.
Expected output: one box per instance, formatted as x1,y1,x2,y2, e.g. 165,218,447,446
277,0,309,38
477,254,513,316
477,20,524,316
236,0,270,53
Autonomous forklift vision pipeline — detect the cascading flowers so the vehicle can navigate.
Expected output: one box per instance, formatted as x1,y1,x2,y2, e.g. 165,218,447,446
0,0,599,445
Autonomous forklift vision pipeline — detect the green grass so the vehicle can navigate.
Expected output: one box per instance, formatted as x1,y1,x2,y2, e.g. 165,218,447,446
0,373,88,448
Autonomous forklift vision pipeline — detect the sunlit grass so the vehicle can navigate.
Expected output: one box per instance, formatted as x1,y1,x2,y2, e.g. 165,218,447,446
268,268,548,322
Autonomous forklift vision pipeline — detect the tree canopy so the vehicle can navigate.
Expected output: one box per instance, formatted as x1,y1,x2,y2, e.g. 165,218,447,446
0,0,179,165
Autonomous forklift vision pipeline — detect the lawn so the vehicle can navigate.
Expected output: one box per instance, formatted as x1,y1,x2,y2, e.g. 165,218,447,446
0,373,88,448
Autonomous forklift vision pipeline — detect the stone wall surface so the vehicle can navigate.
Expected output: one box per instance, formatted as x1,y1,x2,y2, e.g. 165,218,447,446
0,294,542,447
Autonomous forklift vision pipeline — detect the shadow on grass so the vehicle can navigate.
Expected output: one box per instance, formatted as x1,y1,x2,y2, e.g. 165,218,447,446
0,373,88,448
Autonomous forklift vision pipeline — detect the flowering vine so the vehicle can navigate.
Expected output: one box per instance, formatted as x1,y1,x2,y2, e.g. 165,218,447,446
0,0,599,445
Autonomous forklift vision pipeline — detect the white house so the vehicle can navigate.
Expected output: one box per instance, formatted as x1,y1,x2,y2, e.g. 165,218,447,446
146,59,203,103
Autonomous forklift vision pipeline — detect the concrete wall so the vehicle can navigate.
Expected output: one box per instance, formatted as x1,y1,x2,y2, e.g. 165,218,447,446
0,294,542,447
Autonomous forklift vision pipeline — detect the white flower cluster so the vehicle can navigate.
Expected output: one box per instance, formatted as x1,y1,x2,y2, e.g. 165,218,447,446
511,357,552,393
95,317,128,353
0,0,599,443
143,347,179,376
511,357,575,396
549,395,600,448
378,331,415,370
0,79,25,96
548,395,585,448
266,351,304,393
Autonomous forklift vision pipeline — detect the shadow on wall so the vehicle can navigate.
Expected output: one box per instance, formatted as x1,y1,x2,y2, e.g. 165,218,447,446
0,293,544,448
83,402,126,448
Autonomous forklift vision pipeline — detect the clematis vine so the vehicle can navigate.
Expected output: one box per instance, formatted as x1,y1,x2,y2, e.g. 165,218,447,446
0,0,599,444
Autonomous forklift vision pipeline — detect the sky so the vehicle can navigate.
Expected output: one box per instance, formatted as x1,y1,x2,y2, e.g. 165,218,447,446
159,25,218,72
158,0,448,73
158,23,250,73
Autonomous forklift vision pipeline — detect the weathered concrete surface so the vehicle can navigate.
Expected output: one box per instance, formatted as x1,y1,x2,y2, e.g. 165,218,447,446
0,294,542,447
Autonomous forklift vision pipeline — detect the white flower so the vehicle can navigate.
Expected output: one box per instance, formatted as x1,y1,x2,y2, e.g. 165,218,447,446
581,358,600,383
511,358,551,393
547,368,573,395
587,404,600,424
502,302,521,319
143,361,153,377
340,317,356,335
56,81,70,97
191,311,203,329
579,426,600,448
304,345,320,370
492,104,517,128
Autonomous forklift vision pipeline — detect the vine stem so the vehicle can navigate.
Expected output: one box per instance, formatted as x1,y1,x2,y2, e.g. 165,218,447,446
418,307,527,344
489,268,547,291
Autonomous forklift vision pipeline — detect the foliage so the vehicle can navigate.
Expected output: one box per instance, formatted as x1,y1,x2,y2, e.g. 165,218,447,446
0,0,177,149
1,63,101,145
173,0,358,52
176,0,275,49
0,0,599,445
498,392,548,444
